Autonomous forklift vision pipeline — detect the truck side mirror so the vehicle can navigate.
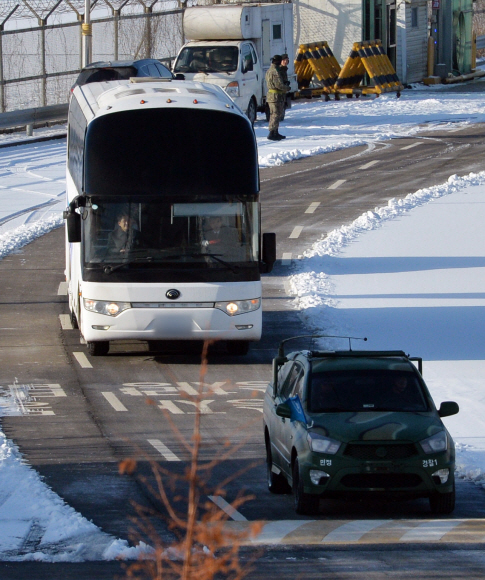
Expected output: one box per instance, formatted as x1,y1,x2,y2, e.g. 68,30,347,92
64,210,81,243
438,401,459,417
260,232,276,273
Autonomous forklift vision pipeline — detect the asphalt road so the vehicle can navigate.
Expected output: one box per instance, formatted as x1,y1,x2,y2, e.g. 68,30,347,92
1,121,485,578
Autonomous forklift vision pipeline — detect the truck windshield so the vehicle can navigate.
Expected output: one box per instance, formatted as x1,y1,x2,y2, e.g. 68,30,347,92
174,46,239,73
82,198,260,282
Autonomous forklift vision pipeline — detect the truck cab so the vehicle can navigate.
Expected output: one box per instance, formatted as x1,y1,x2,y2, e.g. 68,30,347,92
173,40,263,124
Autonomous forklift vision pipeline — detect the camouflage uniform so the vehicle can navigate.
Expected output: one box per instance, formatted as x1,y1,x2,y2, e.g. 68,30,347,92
280,53,290,86
265,61,289,137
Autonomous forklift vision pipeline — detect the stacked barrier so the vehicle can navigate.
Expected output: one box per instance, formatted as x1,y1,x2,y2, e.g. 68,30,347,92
295,39,403,99
294,42,341,98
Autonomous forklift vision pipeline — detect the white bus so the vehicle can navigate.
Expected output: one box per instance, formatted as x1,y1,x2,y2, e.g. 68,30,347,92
64,78,275,356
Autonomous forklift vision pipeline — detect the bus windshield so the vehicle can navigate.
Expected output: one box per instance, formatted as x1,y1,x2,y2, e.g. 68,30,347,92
82,198,259,280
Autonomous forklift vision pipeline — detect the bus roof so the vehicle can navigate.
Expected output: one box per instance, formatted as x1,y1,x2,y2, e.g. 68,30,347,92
72,78,245,124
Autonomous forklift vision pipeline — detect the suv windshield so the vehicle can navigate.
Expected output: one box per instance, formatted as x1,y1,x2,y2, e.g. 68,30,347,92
308,369,428,413
174,46,239,73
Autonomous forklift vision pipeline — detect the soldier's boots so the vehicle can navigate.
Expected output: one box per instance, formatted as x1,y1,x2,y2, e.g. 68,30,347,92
267,131,284,141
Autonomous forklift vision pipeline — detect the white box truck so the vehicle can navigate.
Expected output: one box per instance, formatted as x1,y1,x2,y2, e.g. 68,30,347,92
172,3,297,124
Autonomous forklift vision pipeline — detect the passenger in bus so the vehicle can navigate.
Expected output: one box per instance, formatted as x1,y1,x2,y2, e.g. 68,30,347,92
201,215,242,259
107,214,141,254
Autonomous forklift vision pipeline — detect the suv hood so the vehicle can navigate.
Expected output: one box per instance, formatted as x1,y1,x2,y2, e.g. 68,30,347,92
311,411,444,443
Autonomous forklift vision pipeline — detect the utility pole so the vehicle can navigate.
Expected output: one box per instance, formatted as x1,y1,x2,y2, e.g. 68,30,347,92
82,0,92,67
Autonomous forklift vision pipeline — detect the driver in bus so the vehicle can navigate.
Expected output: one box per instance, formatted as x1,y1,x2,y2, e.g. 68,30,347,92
107,214,141,254
201,215,242,259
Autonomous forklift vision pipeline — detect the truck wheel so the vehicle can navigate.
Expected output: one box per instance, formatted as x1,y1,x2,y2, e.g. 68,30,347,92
226,340,249,356
293,458,319,515
247,98,257,125
87,341,109,356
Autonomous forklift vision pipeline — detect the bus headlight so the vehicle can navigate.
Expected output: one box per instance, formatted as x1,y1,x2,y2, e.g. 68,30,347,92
214,298,260,316
84,298,131,317
225,81,239,98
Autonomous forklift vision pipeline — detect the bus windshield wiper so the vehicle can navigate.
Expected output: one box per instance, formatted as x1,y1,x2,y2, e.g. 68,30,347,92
191,253,238,273
103,256,153,274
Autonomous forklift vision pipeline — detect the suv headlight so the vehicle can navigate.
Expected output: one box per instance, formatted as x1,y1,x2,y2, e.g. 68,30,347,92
84,298,131,317
214,298,260,316
419,431,447,454
225,81,239,98
307,432,341,455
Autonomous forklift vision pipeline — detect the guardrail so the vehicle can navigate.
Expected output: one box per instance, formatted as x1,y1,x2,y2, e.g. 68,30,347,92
0,103,68,135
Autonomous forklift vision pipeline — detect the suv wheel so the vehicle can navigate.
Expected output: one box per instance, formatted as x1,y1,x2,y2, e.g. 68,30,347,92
266,438,291,494
293,457,319,515
429,484,455,514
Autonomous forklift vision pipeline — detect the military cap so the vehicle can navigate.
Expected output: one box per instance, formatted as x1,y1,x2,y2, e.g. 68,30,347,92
281,53,289,60
272,54,282,65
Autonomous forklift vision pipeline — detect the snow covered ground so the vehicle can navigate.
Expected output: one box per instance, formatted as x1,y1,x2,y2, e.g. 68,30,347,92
1,80,485,560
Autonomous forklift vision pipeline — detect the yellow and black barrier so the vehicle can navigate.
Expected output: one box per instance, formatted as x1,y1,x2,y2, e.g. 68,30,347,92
294,39,403,99
294,41,341,97
335,40,403,95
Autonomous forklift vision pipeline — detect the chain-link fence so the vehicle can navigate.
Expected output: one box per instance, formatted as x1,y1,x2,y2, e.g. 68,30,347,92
0,8,183,112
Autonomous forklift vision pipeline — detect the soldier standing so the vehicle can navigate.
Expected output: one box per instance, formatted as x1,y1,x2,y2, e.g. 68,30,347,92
265,54,289,141
280,53,290,87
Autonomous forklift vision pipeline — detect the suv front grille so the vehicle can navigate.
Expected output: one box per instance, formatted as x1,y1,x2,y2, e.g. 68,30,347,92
344,443,417,461
341,473,422,489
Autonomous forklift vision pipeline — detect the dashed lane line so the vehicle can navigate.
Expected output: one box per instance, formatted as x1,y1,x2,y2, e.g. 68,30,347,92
358,160,380,170
208,495,247,522
281,252,292,266
221,519,485,545
72,351,93,369
305,202,320,214
57,281,68,295
58,314,73,330
401,142,423,150
102,392,128,412
148,439,180,461
328,179,346,190
289,226,303,239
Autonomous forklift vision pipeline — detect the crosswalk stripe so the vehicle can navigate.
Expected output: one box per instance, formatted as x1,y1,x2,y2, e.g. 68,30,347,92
322,519,388,543
102,392,128,412
72,351,92,368
148,438,180,461
399,519,464,542
209,495,247,522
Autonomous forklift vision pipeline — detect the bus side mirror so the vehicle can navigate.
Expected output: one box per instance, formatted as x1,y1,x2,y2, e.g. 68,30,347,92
260,232,276,273
64,210,81,243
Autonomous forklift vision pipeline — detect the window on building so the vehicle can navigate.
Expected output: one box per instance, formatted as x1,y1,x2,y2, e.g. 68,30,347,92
273,23,282,40
411,7,418,27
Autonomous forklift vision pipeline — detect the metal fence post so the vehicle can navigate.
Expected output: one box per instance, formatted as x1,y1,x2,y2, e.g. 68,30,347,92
40,18,46,107
0,27,4,113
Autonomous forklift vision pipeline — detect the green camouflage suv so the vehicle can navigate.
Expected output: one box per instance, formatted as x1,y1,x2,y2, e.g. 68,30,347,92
263,337,459,515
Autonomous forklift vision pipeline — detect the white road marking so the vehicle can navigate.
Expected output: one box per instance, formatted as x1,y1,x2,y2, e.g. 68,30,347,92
281,252,292,265
251,521,309,544
289,226,303,239
209,495,247,521
322,519,388,543
72,351,93,369
399,519,463,542
305,202,320,214
57,281,68,295
401,142,422,150
59,314,73,330
102,392,128,412
328,179,346,189
359,160,380,170
148,438,180,461
158,400,185,414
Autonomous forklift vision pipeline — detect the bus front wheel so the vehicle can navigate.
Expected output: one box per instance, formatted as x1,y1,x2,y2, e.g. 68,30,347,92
87,341,109,356
227,340,249,356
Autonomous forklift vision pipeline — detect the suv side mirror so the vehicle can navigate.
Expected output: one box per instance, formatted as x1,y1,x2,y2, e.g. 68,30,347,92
438,401,459,417
174,73,185,80
260,232,276,273
276,402,291,419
